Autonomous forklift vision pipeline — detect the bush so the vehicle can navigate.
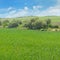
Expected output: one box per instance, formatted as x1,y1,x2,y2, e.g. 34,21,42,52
16,21,22,25
0,21,2,26
2,20,9,27
50,25,59,28
24,21,44,30
34,21,43,30
18,21,22,24
46,19,51,28
30,18,36,22
46,19,51,25
42,23,47,29
8,23,18,28
24,22,33,29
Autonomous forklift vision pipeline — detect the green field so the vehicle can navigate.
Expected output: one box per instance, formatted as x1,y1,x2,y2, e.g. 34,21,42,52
0,29,60,60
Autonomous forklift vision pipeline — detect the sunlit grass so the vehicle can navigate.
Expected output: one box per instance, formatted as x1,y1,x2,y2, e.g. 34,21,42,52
0,29,60,60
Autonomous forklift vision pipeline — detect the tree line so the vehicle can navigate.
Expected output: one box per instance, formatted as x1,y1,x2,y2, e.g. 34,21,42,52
0,18,59,31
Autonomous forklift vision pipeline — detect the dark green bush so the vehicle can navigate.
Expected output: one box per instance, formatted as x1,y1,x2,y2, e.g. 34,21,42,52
0,21,2,26
24,21,44,30
8,23,18,28
34,21,43,30
46,19,51,28
2,20,9,27
50,25,59,28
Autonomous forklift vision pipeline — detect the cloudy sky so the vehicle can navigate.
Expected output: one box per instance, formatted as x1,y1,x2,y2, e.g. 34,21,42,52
0,0,60,18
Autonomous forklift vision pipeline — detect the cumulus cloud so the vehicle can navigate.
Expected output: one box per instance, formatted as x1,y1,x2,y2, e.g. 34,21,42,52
5,6,60,18
5,7,29,18
0,0,60,18
24,6,29,10
33,5,43,9
5,6,42,18
57,0,60,5
7,7,15,11
38,6,60,16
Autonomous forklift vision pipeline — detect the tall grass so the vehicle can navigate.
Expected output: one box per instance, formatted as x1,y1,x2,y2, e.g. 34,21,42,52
0,29,60,60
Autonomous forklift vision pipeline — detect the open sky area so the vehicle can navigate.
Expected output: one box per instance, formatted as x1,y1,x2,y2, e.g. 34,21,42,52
0,0,60,18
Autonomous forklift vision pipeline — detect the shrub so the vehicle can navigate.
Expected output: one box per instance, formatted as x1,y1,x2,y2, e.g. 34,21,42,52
16,21,22,25
46,19,51,25
0,21,2,26
31,18,35,22
34,21,43,30
18,21,22,24
42,23,47,29
24,21,43,30
2,20,9,27
50,25,59,28
46,19,51,28
8,22,18,28
24,22,33,29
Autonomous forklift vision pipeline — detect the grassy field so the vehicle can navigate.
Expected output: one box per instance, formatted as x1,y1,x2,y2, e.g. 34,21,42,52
0,29,60,60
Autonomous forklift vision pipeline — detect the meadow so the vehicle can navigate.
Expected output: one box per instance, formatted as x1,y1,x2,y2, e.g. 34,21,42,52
0,29,60,60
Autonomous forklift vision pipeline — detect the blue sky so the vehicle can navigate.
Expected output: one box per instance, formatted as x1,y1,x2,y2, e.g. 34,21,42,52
0,0,56,8
0,0,60,18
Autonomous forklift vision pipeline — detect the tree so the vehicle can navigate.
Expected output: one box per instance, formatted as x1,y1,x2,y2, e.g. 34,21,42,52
24,22,33,29
46,19,51,28
24,18,36,29
0,21,2,26
49,25,59,28
43,23,47,29
2,20,9,28
18,21,22,24
30,18,36,23
24,21,43,30
8,22,18,28
34,21,43,30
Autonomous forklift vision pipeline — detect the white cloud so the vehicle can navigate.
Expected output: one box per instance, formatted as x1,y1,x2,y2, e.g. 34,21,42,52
38,6,60,16
57,0,60,5
0,0,60,18
6,8,29,18
5,6,60,18
7,7,14,11
24,6,28,10
33,5,42,9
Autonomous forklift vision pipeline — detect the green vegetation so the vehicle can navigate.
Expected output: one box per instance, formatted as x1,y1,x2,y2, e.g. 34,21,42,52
0,29,60,60
0,16,60,31
0,16,60,59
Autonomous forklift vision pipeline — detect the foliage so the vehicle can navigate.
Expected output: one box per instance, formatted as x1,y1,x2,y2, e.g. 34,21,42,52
2,20,9,27
0,17,60,30
46,19,51,28
24,19,43,30
8,22,18,28
49,25,59,28
0,21,2,26
34,21,43,30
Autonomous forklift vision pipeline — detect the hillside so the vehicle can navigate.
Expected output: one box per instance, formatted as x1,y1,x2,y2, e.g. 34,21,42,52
0,16,60,22
0,16,60,30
